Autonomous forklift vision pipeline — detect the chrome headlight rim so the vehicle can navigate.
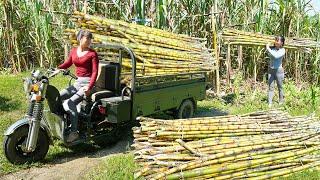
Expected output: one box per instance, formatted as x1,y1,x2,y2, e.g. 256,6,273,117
23,78,33,94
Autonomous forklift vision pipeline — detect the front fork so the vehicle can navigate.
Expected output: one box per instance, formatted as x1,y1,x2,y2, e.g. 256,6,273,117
25,101,44,152
24,80,48,152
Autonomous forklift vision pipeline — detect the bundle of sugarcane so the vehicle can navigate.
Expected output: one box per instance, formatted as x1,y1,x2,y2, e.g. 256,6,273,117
63,12,216,76
132,110,320,179
221,28,319,52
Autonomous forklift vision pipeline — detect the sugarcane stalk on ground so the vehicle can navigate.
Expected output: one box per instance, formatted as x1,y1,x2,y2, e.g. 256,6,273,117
132,110,320,179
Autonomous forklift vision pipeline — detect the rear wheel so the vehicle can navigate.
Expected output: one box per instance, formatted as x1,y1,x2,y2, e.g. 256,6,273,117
174,99,195,119
3,126,49,164
93,125,121,148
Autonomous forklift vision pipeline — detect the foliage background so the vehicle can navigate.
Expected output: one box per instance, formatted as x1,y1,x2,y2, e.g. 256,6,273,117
0,0,319,83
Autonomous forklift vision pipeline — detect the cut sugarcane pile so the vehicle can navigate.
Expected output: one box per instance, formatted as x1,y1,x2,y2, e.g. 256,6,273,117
132,110,320,179
63,11,216,76
222,28,320,52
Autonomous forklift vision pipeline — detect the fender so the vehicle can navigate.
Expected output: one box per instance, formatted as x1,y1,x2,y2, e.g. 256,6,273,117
4,118,53,145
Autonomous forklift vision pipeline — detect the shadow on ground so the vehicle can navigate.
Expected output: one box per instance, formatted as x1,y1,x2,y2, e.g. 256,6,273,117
221,93,237,104
146,105,228,119
0,96,21,112
195,107,228,117
45,126,134,166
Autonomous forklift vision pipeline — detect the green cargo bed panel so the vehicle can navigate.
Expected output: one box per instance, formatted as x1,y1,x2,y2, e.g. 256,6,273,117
132,81,206,118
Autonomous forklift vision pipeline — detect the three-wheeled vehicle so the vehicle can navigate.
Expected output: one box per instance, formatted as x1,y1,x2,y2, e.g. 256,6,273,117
3,43,207,164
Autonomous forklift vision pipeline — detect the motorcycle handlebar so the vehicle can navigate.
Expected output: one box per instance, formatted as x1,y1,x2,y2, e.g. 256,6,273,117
61,69,78,80
48,68,78,80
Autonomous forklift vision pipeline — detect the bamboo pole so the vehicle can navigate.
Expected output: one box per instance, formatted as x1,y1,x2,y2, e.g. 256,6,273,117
226,43,231,87
212,5,220,94
253,48,257,82
238,45,243,70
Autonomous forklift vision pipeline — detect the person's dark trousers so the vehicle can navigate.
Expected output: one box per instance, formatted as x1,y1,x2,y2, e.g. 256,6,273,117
268,67,284,105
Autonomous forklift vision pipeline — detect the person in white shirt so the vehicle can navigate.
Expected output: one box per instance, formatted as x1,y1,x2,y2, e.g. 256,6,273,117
266,36,286,108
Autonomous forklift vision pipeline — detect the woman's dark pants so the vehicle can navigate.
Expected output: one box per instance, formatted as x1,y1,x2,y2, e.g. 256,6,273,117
268,68,284,105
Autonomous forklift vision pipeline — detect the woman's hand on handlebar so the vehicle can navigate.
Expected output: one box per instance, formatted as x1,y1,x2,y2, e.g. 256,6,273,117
82,86,90,97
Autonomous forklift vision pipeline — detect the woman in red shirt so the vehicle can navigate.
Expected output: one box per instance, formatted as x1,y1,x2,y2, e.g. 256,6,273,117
58,30,99,142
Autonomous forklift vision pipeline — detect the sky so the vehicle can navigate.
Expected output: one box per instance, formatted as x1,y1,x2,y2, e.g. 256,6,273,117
310,0,320,15
269,0,320,15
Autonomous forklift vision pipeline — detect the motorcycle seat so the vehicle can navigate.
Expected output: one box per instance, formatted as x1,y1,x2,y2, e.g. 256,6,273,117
91,90,114,102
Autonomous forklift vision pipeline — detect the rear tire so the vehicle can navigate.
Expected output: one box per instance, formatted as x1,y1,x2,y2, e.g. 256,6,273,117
174,99,195,119
3,125,49,164
93,125,121,148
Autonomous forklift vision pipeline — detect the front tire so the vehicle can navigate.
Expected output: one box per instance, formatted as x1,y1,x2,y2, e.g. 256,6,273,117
3,125,49,164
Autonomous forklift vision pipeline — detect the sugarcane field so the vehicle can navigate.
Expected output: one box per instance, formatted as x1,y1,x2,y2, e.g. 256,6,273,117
1,1,320,180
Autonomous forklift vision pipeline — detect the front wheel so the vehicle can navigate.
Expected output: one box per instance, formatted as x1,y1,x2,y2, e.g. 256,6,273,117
3,125,49,164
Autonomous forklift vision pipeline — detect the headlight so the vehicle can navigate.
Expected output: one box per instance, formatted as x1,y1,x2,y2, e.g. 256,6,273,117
23,78,33,94
32,70,41,79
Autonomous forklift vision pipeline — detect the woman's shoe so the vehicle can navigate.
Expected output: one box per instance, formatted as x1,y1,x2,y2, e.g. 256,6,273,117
66,131,79,143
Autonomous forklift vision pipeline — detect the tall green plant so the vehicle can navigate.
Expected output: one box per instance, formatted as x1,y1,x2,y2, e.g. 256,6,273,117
135,0,145,24
157,0,168,28
0,0,319,84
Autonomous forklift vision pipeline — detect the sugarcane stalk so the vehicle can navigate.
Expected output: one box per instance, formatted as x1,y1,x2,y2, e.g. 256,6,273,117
163,146,320,180
175,139,206,157
247,161,320,180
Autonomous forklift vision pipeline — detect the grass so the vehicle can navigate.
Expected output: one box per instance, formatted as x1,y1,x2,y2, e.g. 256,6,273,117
85,153,137,180
279,169,320,180
0,72,30,174
0,72,320,179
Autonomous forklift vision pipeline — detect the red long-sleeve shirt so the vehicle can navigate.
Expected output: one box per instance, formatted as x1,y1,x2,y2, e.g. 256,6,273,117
59,48,99,90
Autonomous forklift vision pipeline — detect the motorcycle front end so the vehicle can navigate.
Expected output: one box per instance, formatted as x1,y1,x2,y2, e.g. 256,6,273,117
3,70,52,164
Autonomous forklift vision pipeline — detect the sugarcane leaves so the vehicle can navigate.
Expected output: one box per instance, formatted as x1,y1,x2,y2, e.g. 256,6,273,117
135,0,145,25
110,0,130,21
301,0,313,14
255,0,270,32
157,0,168,29
179,0,193,14
301,47,312,54
172,12,187,33
310,85,319,112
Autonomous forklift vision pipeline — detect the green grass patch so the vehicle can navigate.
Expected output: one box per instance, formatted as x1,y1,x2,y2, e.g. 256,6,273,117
199,80,320,117
280,169,320,180
0,73,29,175
85,153,136,180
